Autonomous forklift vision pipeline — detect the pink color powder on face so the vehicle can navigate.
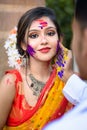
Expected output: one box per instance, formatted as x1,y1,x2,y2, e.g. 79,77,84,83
37,19,48,29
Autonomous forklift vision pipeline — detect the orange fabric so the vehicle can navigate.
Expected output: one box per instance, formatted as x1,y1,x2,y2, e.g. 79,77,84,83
3,68,73,130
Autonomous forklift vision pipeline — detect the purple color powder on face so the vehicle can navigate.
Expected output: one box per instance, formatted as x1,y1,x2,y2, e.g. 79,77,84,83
38,21,48,29
38,25,43,29
27,45,35,56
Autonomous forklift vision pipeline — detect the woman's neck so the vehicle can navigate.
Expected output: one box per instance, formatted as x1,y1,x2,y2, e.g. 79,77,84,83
29,60,52,82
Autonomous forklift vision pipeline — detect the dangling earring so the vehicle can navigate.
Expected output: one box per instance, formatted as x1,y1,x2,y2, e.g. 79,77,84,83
21,51,27,67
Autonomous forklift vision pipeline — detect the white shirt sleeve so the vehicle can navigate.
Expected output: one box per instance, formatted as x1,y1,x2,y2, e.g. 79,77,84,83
63,74,87,105
43,100,87,130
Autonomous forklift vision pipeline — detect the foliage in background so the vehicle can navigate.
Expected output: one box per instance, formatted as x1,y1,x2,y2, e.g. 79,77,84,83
46,0,74,49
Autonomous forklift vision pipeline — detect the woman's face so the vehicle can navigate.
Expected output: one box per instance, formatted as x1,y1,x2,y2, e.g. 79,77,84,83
26,16,59,62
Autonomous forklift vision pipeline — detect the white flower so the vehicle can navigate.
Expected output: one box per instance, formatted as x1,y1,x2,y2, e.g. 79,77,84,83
4,27,23,69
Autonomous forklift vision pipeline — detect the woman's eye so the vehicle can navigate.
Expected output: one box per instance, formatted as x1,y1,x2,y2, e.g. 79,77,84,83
47,31,56,36
28,33,38,39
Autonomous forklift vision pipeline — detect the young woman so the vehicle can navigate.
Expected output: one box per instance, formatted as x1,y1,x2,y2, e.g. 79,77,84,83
0,7,73,130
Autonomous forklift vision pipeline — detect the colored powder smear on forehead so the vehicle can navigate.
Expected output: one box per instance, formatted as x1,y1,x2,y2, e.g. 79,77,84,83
37,19,48,29
27,45,35,56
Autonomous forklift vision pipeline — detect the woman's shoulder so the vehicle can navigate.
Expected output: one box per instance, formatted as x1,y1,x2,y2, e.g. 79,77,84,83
1,69,17,87
5,69,22,82
0,69,22,88
0,70,16,128
0,70,16,104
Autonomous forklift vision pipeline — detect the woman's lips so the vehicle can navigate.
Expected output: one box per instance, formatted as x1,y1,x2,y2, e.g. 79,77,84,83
39,47,51,53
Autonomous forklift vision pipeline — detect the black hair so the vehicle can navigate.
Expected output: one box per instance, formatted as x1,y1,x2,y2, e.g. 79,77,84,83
16,6,62,56
75,0,87,30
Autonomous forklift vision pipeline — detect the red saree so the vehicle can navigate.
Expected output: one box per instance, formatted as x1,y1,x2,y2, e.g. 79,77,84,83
3,67,73,130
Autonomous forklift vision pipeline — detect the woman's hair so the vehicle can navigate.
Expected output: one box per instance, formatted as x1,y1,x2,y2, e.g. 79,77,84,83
16,6,62,56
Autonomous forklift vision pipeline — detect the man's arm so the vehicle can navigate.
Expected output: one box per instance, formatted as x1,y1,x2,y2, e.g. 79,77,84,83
43,99,87,130
63,74,87,105
61,51,87,105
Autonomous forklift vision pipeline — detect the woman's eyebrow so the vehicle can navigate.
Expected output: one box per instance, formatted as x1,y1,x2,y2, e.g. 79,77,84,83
28,29,39,33
28,26,56,33
46,26,56,30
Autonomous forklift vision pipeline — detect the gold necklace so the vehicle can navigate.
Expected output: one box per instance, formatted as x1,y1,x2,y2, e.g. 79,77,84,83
29,74,46,96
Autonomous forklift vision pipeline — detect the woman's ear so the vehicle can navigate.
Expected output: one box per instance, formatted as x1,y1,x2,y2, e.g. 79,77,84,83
21,42,27,51
60,35,64,43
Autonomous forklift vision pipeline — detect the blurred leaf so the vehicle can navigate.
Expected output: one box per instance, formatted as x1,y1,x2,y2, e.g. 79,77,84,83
46,0,74,49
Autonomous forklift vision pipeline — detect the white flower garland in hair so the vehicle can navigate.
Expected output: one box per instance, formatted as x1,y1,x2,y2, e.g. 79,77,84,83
4,27,23,69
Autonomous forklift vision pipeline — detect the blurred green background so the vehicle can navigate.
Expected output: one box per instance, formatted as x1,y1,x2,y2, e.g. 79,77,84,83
46,0,74,49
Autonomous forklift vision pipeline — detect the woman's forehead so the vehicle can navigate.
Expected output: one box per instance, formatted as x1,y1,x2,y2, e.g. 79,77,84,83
29,16,55,29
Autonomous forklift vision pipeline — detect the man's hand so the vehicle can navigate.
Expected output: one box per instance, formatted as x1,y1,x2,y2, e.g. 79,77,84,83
62,50,73,83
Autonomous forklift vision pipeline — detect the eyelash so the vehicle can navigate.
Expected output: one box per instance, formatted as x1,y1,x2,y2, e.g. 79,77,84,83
47,31,56,36
28,33,38,39
28,31,56,39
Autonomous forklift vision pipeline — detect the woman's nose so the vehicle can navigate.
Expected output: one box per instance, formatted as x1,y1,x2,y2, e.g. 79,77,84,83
41,35,48,45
